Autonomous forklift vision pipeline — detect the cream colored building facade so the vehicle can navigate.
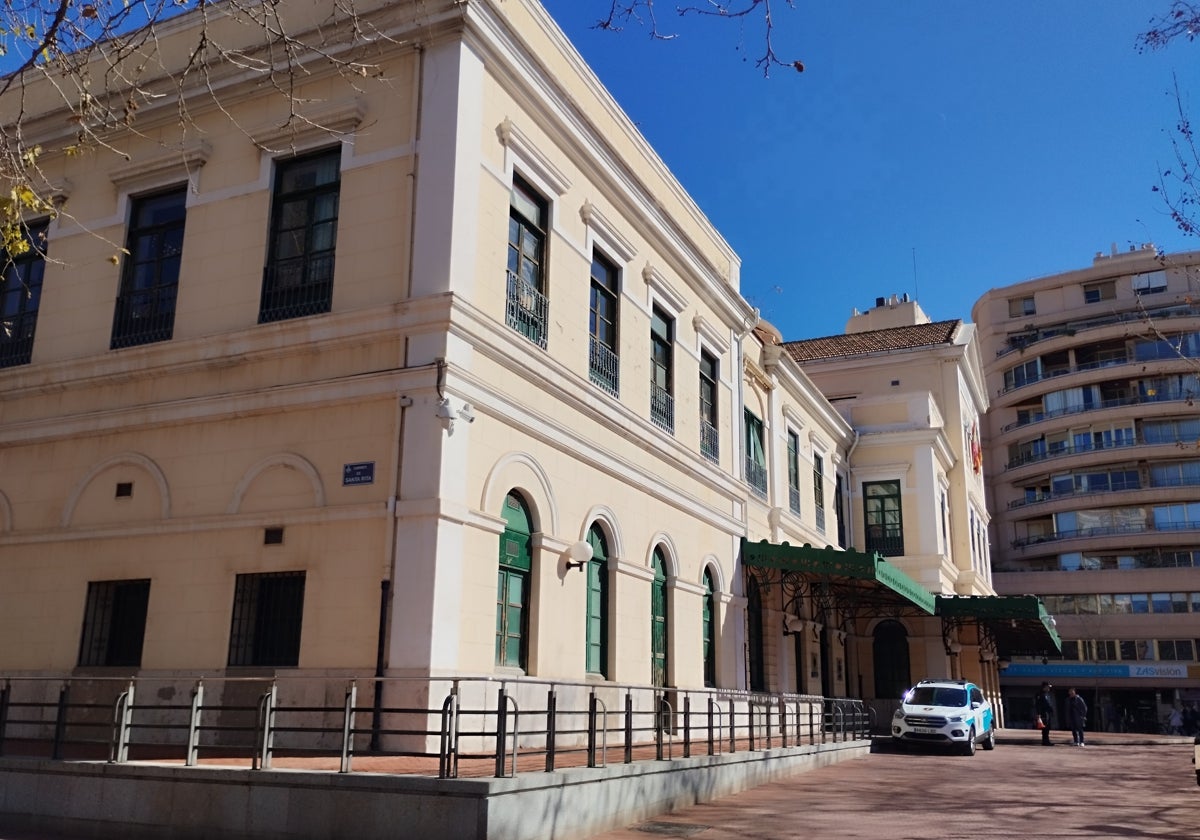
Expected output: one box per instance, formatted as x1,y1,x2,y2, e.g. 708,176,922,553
782,296,1006,709
0,0,867,713
973,245,1200,730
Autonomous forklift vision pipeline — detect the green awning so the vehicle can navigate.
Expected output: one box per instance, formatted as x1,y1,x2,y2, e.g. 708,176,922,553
936,594,1062,655
742,539,936,615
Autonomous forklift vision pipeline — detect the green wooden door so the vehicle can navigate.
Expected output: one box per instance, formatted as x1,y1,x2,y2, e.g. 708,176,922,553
651,548,669,687
585,525,609,677
496,492,532,669
702,568,716,687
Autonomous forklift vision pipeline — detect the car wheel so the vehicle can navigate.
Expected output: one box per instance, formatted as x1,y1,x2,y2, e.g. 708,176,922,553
982,727,996,751
961,727,976,756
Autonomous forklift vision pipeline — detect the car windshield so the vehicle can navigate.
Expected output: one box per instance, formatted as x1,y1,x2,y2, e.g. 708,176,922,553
907,686,967,707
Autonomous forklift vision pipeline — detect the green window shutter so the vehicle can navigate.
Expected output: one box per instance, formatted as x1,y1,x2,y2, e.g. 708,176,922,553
651,549,669,687
585,525,609,676
702,569,715,687
496,492,533,669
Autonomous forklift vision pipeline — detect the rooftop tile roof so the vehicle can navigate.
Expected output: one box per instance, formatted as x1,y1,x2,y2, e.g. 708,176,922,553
784,319,962,363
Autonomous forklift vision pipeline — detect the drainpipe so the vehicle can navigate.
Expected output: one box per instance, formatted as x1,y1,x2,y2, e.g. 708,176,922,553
372,36,427,753
845,430,860,548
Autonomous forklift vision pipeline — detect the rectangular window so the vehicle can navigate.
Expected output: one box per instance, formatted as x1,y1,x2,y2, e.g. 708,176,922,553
1159,639,1195,660
1083,280,1116,304
1003,359,1041,391
787,431,801,514
649,306,674,432
699,350,719,462
77,579,151,667
588,253,619,396
505,175,549,348
1008,296,1036,318
228,571,306,667
813,454,826,532
863,480,903,556
0,221,48,368
111,188,187,349
260,148,340,323
1133,270,1167,295
744,409,767,497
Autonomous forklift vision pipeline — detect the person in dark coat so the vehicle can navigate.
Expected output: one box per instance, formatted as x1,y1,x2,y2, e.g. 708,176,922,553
1034,682,1055,745
1067,687,1088,746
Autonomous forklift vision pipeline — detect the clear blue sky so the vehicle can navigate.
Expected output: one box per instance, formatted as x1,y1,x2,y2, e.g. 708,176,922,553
541,1,1200,340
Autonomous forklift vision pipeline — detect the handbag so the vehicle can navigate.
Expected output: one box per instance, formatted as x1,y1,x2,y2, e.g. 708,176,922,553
1034,715,1045,730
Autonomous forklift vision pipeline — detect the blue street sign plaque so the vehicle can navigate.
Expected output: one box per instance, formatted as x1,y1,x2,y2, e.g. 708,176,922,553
343,462,375,486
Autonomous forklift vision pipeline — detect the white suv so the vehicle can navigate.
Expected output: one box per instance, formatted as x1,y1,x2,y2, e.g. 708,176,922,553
891,679,996,755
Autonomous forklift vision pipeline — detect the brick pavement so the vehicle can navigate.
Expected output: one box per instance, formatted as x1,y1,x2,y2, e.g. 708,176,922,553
587,729,1200,839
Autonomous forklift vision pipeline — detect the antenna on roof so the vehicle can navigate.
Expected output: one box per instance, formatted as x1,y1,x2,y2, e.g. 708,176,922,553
911,247,919,303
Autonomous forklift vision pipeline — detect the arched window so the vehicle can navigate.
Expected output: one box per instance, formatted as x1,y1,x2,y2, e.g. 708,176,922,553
702,568,716,687
747,577,765,692
650,547,669,687
872,619,911,699
585,524,610,677
496,491,533,670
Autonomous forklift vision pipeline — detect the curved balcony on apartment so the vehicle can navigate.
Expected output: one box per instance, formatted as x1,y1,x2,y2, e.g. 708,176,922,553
1002,416,1199,482
1002,523,1200,569
990,300,1200,363
1004,461,1200,514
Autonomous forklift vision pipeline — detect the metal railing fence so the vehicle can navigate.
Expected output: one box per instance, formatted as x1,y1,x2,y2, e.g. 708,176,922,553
0,674,870,780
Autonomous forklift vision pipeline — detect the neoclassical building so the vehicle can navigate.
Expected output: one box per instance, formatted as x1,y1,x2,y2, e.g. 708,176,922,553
0,1,1054,737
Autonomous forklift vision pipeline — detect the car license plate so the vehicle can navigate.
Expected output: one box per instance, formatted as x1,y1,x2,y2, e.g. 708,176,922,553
911,726,939,734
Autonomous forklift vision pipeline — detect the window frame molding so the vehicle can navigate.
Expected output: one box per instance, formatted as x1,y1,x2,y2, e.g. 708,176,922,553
249,100,365,154
109,141,210,195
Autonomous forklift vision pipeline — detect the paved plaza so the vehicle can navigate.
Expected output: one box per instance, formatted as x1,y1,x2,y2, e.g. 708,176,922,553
590,730,1200,840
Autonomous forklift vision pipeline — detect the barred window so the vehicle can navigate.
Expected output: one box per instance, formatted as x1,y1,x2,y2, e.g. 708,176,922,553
228,571,306,667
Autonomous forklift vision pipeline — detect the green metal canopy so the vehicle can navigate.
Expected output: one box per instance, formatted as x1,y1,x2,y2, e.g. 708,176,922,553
936,594,1062,656
742,539,936,615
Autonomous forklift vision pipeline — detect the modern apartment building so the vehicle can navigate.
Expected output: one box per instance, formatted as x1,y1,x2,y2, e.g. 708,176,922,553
973,244,1200,732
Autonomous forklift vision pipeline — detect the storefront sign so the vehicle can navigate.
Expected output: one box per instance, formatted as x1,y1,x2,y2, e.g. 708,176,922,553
1004,662,1191,680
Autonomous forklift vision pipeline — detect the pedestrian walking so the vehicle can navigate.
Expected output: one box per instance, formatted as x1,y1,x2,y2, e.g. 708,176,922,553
1067,688,1087,746
1035,682,1055,746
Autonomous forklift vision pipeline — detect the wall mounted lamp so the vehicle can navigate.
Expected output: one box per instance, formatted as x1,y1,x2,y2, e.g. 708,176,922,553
563,540,592,573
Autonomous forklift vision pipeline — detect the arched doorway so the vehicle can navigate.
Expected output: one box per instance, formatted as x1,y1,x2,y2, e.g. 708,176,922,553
650,547,669,687
496,491,533,670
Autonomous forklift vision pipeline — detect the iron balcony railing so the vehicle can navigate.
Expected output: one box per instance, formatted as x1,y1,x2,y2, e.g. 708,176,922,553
1001,390,1196,434
110,289,178,349
995,302,1200,358
0,316,36,368
0,674,869,780
1005,436,1139,470
589,336,619,397
865,532,904,557
259,255,335,323
1010,520,1200,548
700,420,719,463
815,506,826,533
788,486,801,515
745,458,767,499
1007,480,1143,509
650,382,674,433
1000,356,1129,395
505,270,548,349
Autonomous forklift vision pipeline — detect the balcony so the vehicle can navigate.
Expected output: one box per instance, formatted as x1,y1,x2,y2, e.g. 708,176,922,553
1008,521,1190,548
1000,356,1129,395
745,457,767,499
1002,389,1196,434
1005,436,1138,470
865,529,904,557
110,289,177,349
0,318,35,367
788,486,801,515
815,505,826,533
589,336,619,397
650,382,674,433
259,254,334,323
505,270,548,349
995,301,1200,358
700,420,719,463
